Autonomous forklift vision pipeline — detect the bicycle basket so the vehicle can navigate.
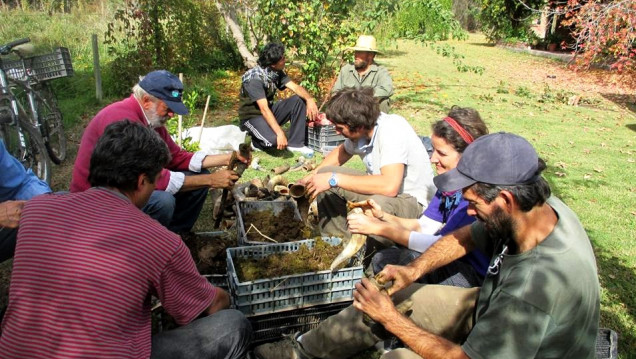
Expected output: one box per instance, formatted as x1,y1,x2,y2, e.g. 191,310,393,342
1,47,73,82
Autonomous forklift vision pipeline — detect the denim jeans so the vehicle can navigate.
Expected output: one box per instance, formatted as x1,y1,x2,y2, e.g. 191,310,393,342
0,227,17,263
151,309,252,359
142,171,210,233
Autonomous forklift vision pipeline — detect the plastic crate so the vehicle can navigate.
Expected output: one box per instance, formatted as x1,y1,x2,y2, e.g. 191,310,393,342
1,47,73,82
595,328,618,359
227,238,363,316
249,301,351,346
307,124,345,151
236,200,303,246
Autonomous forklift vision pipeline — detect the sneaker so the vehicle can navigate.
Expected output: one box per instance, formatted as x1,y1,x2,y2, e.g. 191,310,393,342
250,142,262,152
287,146,314,158
253,332,311,359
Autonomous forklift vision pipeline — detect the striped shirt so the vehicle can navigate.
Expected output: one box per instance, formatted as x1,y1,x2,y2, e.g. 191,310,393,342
0,188,217,358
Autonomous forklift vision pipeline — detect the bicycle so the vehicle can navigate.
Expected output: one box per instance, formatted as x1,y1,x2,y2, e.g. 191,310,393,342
1,38,69,164
0,38,51,183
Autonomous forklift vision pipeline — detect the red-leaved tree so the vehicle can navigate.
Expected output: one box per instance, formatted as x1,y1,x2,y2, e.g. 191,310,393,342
563,0,636,73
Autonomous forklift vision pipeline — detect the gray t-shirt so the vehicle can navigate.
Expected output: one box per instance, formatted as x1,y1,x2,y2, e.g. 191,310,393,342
462,196,600,359
343,113,436,206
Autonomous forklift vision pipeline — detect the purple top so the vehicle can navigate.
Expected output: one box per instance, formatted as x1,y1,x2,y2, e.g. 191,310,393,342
423,191,489,276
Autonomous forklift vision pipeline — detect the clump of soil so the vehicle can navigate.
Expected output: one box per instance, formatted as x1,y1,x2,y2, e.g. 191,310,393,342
181,231,237,274
235,239,344,281
243,206,314,243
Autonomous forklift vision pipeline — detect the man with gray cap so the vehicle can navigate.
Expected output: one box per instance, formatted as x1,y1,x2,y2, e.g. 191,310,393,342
255,132,600,359
71,70,244,233
332,35,393,113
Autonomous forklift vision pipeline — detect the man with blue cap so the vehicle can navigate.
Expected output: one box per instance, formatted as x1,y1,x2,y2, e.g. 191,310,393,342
71,70,245,233
255,132,600,359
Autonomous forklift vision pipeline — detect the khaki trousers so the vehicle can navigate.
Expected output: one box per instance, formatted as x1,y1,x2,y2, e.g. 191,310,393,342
316,166,423,247
300,285,480,359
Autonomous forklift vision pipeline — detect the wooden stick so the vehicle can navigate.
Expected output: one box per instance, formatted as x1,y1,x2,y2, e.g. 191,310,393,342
177,73,183,146
246,223,277,243
197,95,211,143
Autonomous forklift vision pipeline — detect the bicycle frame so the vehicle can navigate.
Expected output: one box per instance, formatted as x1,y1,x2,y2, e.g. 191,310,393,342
0,61,30,155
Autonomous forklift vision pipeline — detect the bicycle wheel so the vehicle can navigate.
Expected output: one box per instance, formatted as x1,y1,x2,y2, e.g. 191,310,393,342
0,111,52,183
33,83,66,164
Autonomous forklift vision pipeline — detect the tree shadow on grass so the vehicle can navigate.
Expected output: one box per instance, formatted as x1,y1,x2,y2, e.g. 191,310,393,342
468,42,496,47
381,49,408,58
600,93,636,115
587,228,636,357
627,124,636,133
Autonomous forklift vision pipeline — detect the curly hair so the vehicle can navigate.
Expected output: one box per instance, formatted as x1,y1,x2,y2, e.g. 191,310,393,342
258,42,285,68
325,87,379,131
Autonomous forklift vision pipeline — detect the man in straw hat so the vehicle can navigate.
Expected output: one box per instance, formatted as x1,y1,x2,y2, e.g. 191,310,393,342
254,132,600,359
332,35,394,113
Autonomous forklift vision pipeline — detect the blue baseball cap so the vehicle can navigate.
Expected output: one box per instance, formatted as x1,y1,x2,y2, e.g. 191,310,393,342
433,132,540,192
138,70,188,115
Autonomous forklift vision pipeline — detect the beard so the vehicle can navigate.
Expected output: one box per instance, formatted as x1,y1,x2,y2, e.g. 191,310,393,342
482,205,518,253
354,59,369,70
145,105,169,128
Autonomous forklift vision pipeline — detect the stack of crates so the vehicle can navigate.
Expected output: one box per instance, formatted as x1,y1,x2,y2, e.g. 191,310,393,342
307,124,345,153
227,225,363,344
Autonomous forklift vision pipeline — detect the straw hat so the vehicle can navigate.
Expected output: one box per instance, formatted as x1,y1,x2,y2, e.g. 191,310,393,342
349,35,381,53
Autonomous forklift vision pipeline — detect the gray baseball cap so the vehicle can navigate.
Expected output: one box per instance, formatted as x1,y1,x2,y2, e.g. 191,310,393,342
433,132,539,192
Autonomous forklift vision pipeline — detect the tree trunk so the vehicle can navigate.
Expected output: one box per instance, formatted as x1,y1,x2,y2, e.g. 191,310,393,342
215,1,258,68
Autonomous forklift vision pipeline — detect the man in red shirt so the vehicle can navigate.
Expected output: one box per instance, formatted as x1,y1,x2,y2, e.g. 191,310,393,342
1,120,251,358
71,70,244,233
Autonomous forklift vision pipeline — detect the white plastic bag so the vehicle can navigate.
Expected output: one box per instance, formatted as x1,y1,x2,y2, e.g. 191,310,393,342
183,125,247,155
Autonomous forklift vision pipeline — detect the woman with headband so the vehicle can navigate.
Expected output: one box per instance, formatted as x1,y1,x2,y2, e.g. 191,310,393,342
347,106,490,287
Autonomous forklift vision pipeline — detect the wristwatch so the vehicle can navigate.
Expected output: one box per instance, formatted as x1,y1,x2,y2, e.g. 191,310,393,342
328,172,338,187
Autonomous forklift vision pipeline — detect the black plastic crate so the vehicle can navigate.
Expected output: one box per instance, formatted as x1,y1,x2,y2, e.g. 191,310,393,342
307,124,345,151
1,47,73,82
249,301,351,346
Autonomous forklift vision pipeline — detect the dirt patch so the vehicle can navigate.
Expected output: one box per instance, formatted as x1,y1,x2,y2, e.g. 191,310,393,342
180,231,236,275
243,206,313,243
234,239,343,281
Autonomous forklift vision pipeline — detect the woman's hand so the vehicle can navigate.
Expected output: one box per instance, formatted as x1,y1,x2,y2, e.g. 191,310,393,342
347,212,384,236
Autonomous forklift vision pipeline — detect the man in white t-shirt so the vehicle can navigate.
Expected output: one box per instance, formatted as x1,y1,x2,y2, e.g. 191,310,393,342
300,88,436,247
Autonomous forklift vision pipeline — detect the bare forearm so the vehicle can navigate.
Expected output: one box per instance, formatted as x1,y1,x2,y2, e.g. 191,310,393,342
376,222,411,247
202,153,231,168
409,225,474,278
383,215,420,231
384,314,468,359
337,174,400,196
262,108,283,134
204,288,231,315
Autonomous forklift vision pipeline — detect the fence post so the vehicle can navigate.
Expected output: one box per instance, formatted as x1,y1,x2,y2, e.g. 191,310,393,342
91,34,102,102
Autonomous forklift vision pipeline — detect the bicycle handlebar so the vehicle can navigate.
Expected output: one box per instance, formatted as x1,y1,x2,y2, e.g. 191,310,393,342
0,38,31,56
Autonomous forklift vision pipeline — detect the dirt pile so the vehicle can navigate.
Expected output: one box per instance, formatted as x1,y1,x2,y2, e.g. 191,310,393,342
243,206,314,243
180,231,236,274
234,239,344,282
